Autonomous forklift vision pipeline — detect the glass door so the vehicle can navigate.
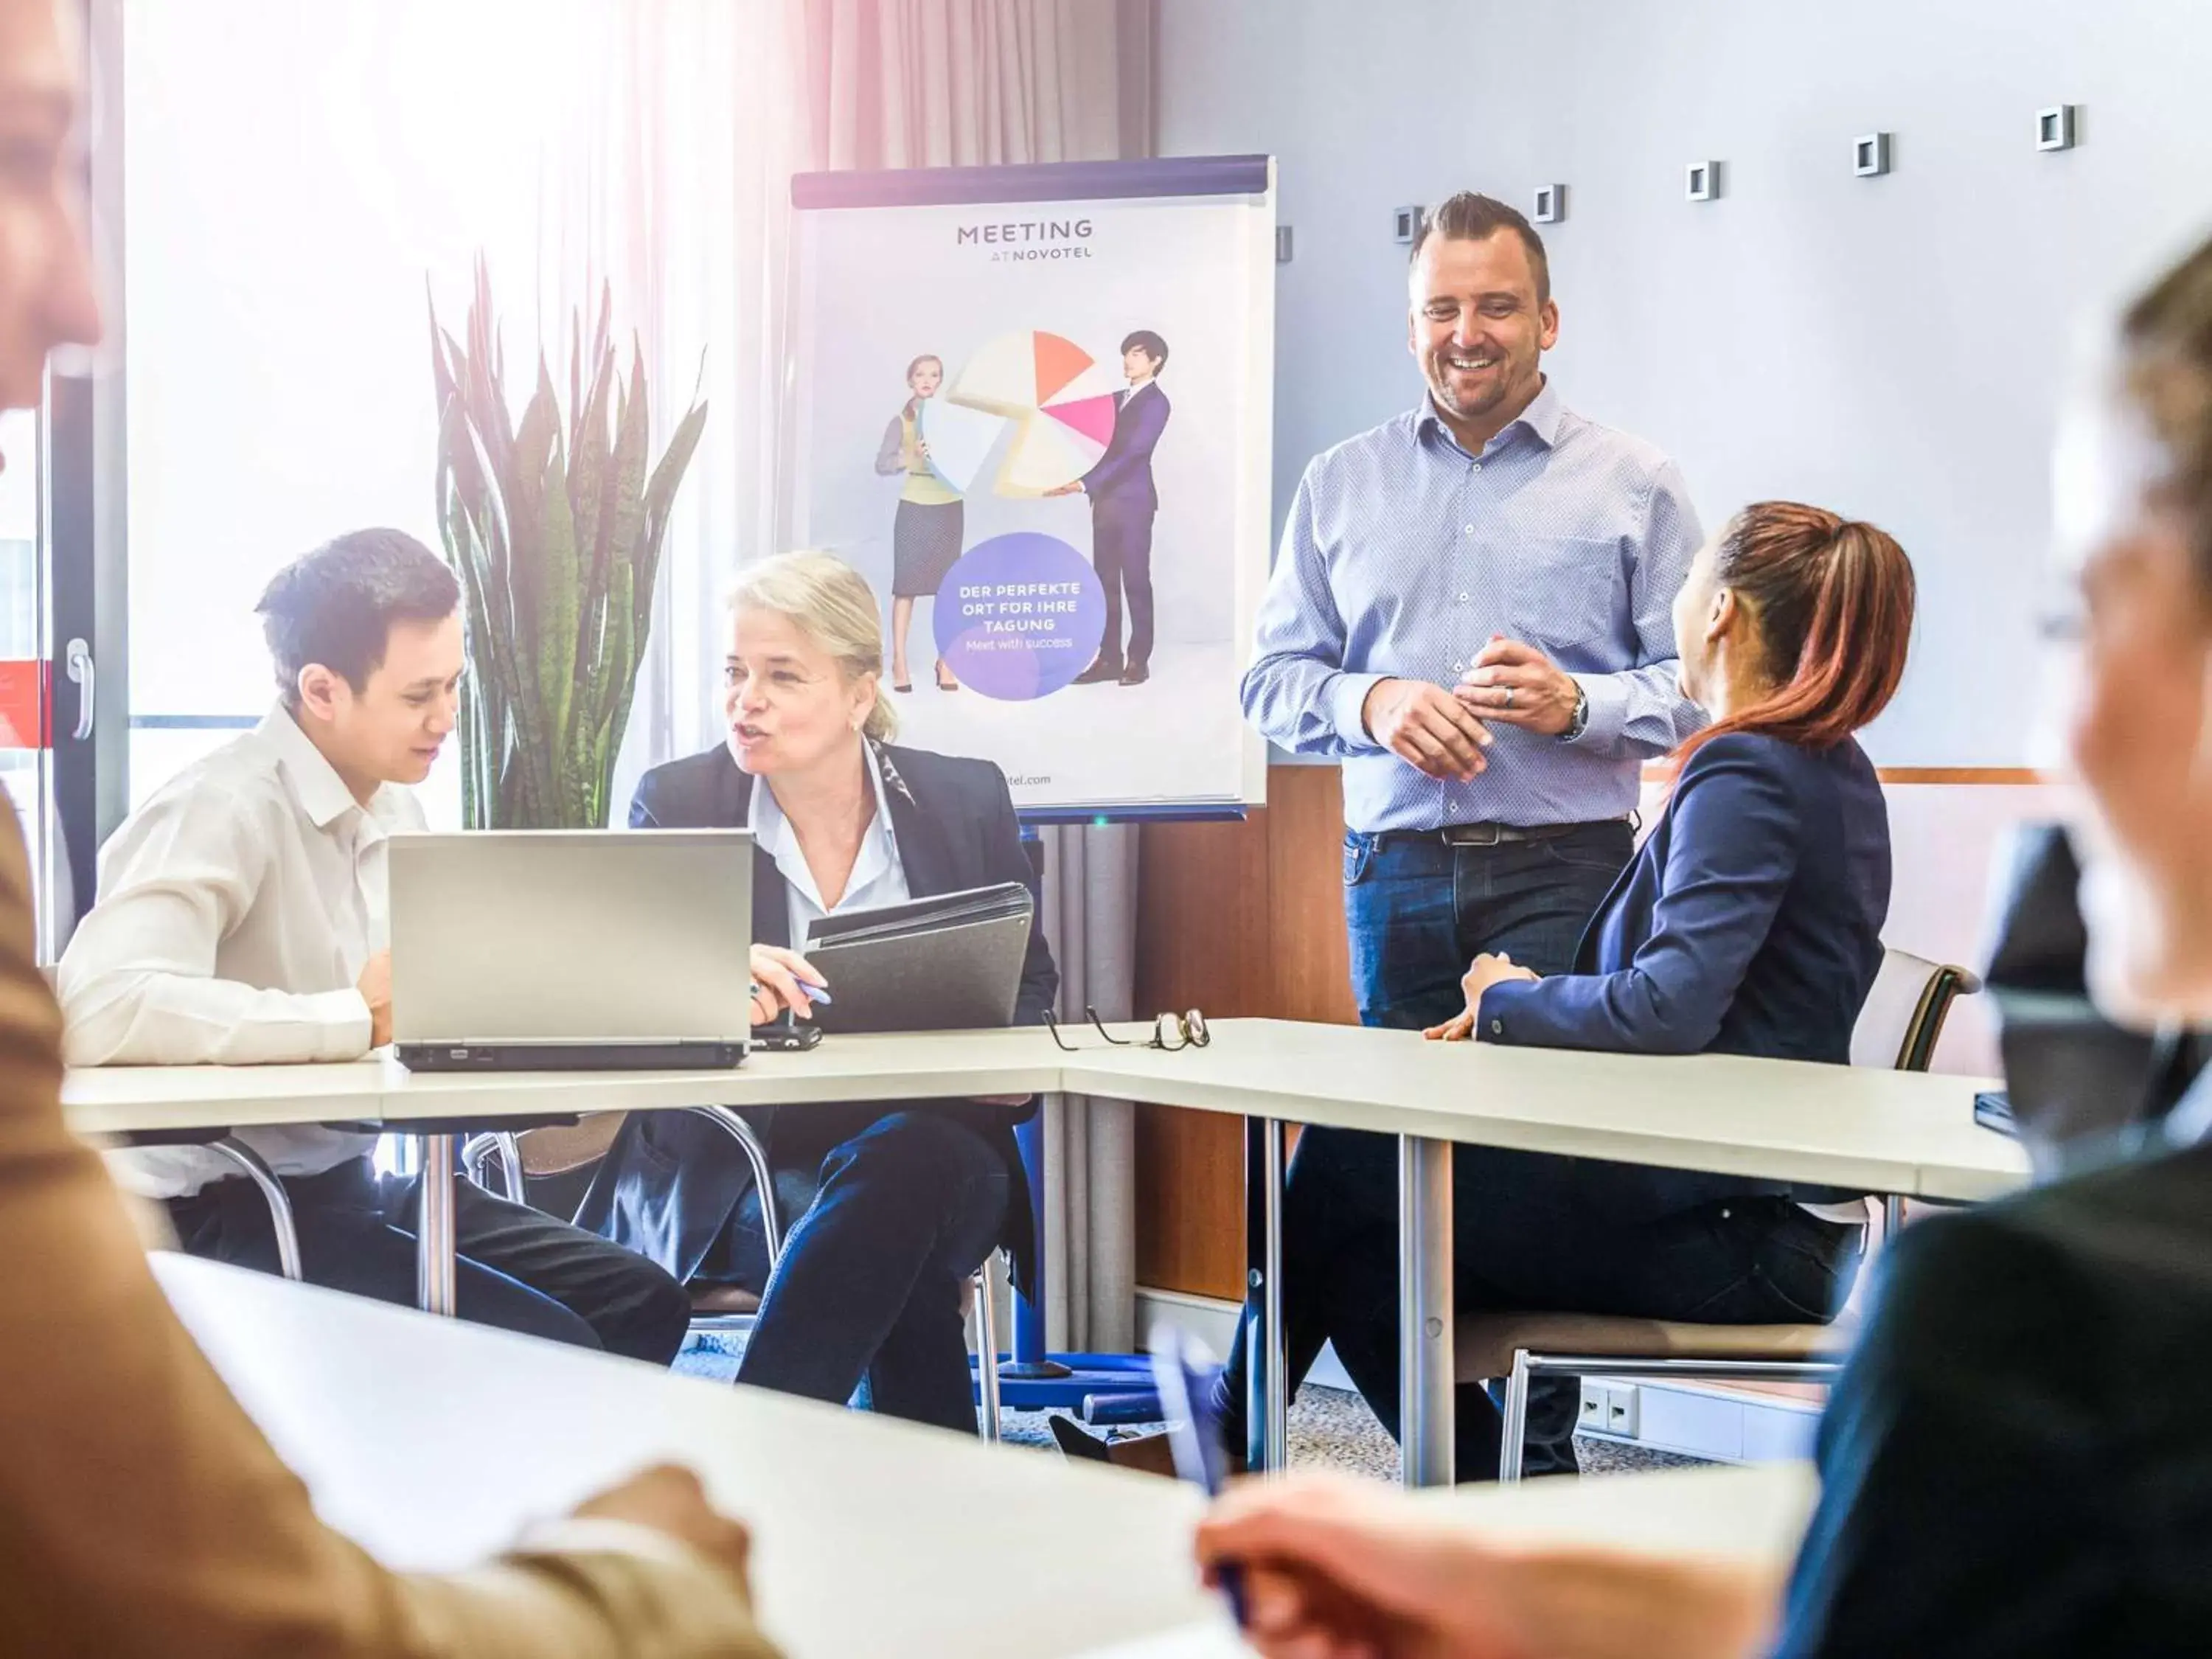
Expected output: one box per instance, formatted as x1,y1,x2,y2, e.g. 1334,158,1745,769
38,0,128,960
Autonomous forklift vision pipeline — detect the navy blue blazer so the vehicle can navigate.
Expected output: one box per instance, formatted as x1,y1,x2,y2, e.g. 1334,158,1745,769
1481,731,1891,1065
1080,381,1169,514
574,740,1057,1294
1778,1129,2212,1654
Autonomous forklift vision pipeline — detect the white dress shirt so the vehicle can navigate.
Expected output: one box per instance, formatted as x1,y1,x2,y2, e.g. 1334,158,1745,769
748,742,910,950
58,704,424,1198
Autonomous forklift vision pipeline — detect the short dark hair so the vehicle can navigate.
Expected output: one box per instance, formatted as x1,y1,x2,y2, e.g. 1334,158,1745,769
1121,329,1169,372
1410,192,1551,306
256,528,461,707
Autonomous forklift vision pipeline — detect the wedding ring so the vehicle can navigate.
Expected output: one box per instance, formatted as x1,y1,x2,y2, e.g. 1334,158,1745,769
1503,686,1517,709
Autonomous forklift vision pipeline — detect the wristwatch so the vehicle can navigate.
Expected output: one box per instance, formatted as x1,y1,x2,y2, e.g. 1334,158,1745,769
1560,681,1590,742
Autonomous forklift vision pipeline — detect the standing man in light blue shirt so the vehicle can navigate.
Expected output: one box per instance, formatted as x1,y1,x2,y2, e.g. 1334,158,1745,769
1243,191,1704,1026
1237,192,1703,1479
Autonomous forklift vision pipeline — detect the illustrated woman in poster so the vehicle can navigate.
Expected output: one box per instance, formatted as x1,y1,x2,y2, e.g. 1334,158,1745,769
874,353,964,692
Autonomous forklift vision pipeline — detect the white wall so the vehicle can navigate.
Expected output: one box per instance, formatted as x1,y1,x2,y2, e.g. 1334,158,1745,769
1158,0,2212,765
1628,776,2070,1078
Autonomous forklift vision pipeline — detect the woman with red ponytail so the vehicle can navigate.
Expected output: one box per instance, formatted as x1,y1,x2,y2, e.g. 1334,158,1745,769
1439,499,1916,1052
1310,501,1916,1484
1669,502,1916,764
1060,501,1919,1487
1385,500,1916,1478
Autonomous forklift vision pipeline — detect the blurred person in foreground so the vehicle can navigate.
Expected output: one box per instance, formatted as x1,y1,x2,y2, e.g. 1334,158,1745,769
0,0,775,1651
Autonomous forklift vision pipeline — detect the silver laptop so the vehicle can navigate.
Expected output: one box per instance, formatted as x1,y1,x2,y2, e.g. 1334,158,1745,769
390,830,752,1071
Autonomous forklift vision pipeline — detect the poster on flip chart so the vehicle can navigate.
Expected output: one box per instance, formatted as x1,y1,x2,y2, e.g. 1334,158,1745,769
782,156,1275,815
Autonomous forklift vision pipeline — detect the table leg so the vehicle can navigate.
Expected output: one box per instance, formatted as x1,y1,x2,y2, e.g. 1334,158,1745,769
415,1133,459,1317
1399,1134,1454,1488
1243,1115,1289,1473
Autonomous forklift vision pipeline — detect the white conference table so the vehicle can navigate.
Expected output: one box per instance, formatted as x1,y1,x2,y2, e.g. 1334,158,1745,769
161,1252,1819,1659
77,1019,2027,1486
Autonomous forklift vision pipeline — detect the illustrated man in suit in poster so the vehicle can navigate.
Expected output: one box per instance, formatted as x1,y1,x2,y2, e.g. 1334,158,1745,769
1052,329,1172,686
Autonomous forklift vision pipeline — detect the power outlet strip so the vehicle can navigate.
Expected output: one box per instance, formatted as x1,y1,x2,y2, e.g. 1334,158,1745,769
1578,1380,1640,1439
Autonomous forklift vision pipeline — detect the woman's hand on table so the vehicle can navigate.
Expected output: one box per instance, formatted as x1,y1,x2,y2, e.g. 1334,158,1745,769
748,945,824,1026
1463,952,1539,1005
1425,953,1538,1042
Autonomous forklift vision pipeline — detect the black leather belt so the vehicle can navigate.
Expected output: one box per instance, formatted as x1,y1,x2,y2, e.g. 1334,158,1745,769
1436,818,1625,848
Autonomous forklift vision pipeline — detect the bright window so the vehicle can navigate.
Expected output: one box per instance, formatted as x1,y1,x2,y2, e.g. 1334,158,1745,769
121,0,597,825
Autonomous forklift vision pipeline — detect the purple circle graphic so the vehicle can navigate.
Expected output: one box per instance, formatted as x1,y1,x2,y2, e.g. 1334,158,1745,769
932,532,1107,700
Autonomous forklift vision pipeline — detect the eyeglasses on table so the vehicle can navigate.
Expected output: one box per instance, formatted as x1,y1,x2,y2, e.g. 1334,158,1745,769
1043,1006,1210,1053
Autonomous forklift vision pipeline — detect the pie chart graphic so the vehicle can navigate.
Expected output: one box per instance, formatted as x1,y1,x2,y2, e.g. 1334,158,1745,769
917,330,1120,498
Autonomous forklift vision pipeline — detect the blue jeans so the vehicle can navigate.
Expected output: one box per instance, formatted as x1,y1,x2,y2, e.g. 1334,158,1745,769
1342,823,1634,1028
1222,821,1635,1474
735,1110,1009,1434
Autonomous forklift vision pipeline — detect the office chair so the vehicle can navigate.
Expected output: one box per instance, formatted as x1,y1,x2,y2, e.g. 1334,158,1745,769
1469,947,1980,1480
465,1113,1006,1443
38,959,312,1284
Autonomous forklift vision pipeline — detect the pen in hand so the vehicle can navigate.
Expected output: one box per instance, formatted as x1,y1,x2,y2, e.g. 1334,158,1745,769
1151,1327,1248,1629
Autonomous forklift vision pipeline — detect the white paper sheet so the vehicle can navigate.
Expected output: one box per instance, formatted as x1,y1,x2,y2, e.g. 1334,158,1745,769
1066,1621,1252,1659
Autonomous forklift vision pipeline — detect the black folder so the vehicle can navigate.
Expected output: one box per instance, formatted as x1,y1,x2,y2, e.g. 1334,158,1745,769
802,881,1034,1034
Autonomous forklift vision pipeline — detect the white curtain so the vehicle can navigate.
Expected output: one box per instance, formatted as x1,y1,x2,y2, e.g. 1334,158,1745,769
518,1,806,807
1035,824,1139,1353
535,0,1150,1353
792,0,1150,1354
799,0,1130,170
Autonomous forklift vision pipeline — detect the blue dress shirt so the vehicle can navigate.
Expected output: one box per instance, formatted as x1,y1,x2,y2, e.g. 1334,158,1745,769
1240,380,1705,833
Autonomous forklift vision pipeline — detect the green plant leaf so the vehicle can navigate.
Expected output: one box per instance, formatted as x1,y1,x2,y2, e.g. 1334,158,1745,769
593,558,635,798
535,434,581,779
465,258,514,492
568,333,615,616
431,257,712,827
456,403,552,824
505,355,560,642
588,280,612,416
570,284,613,462
584,343,652,734
437,394,504,637
637,392,708,606
428,280,457,414
568,305,582,445
437,398,498,829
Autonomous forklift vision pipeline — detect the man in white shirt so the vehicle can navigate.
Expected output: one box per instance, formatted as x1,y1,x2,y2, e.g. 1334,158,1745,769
59,528,691,1363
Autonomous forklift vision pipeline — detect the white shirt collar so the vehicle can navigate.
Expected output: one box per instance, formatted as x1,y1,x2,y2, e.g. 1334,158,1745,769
747,740,902,918
254,703,417,841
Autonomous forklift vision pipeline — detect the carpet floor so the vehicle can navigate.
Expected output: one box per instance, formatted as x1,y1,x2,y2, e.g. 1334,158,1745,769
677,1332,1711,1480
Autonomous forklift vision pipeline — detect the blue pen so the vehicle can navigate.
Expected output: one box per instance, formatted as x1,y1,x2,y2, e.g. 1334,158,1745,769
800,982,832,1006
1149,1326,1247,1629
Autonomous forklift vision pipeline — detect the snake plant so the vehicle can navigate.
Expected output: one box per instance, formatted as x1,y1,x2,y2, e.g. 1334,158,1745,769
429,258,707,828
